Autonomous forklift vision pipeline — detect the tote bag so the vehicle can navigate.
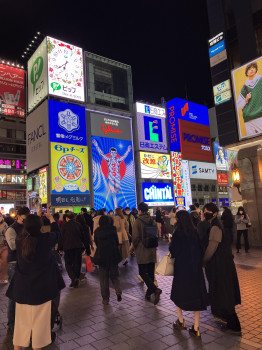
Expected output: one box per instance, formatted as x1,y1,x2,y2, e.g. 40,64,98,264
156,253,174,276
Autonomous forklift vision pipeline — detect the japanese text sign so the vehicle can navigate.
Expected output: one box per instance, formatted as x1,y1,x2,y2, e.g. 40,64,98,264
140,152,171,179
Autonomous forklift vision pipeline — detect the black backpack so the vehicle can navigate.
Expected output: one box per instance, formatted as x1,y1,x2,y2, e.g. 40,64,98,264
139,218,158,248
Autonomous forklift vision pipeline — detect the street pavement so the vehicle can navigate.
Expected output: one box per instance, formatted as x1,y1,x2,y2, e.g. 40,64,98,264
0,240,261,350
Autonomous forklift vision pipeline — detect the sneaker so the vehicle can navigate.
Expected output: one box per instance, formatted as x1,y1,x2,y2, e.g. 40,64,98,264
173,319,187,330
154,288,162,305
117,294,122,302
137,275,144,283
102,299,109,305
189,326,201,337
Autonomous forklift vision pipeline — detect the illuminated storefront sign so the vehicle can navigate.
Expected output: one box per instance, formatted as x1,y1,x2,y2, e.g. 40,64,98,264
140,152,171,180
208,32,227,67
171,152,185,207
213,80,232,105
0,174,26,184
0,159,26,169
189,161,217,180
217,173,229,185
182,160,192,210
39,167,48,204
142,182,174,206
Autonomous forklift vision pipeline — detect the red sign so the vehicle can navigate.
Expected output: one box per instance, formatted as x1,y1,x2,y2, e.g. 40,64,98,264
179,119,213,162
0,64,25,117
101,124,123,135
217,173,229,185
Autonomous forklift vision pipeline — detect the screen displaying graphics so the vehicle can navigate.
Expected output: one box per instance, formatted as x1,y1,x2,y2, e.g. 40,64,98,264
49,100,86,145
0,64,25,117
47,37,84,102
142,182,174,207
213,80,232,106
214,142,228,171
217,173,229,185
39,167,48,204
171,152,185,207
189,161,217,180
50,142,89,206
140,152,171,179
136,103,167,153
227,150,238,187
91,136,136,211
231,56,262,140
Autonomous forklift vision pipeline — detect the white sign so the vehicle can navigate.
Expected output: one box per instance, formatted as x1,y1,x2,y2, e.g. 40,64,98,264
181,160,192,210
26,100,49,173
213,80,232,106
47,37,85,102
136,102,166,117
28,38,48,112
209,32,224,47
189,161,217,180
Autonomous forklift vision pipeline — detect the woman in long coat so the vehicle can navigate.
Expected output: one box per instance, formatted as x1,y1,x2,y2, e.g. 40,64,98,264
114,208,129,265
169,210,207,337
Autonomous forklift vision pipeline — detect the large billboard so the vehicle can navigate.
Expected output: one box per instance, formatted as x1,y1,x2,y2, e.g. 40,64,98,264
140,152,171,179
28,38,48,112
26,100,49,173
189,161,217,180
49,100,86,145
47,37,85,102
91,113,136,211
50,142,89,206
214,142,228,171
0,64,25,117
231,56,262,140
179,120,213,162
142,182,174,207
136,102,168,153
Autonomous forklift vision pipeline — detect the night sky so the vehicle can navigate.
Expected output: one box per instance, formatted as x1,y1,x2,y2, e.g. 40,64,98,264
2,0,213,108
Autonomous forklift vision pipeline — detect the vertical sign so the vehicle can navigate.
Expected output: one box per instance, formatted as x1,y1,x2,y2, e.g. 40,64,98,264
181,160,192,210
39,167,48,204
171,152,185,207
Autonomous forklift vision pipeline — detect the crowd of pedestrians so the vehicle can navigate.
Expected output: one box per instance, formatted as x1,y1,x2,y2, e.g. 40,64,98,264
0,202,250,348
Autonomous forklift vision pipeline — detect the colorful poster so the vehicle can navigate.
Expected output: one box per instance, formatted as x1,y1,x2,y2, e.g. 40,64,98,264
50,142,89,206
39,167,48,204
140,152,171,179
214,142,228,171
91,136,136,211
217,173,229,185
227,150,238,187
47,37,84,102
0,64,25,117
142,182,174,206
181,160,192,210
171,152,185,207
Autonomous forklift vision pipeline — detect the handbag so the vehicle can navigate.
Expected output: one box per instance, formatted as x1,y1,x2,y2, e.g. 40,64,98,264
86,256,94,272
156,252,174,276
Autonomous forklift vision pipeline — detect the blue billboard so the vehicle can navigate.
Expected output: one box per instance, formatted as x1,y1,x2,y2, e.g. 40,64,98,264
209,40,225,58
91,136,136,211
142,182,174,206
49,100,87,146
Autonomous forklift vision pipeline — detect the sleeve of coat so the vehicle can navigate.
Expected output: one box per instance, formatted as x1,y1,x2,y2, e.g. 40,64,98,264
5,227,16,251
132,219,141,249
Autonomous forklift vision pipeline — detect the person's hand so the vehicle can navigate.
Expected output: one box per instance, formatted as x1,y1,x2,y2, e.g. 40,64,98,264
37,207,42,217
45,205,55,223
245,92,251,103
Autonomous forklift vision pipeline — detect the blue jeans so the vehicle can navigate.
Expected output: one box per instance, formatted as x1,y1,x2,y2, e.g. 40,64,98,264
7,262,16,330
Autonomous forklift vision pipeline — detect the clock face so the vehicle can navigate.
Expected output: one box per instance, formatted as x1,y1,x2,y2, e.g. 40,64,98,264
47,37,85,102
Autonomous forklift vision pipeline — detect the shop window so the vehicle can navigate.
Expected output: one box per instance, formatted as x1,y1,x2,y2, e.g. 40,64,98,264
212,199,217,204
198,184,203,191
204,185,209,192
191,184,196,192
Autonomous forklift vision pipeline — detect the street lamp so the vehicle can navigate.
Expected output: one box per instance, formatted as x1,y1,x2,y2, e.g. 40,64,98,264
232,164,241,195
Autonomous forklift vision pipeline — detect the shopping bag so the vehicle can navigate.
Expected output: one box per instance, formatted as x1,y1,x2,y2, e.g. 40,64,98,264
86,256,94,272
81,255,87,273
155,253,174,276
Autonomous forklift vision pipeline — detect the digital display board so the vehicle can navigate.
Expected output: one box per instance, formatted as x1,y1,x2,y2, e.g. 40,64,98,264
179,120,213,162
189,161,217,180
49,100,86,145
136,102,168,153
39,167,48,204
231,56,262,140
217,173,229,185
140,152,171,179
214,142,228,171
213,80,232,106
0,64,25,117
50,142,89,206
142,182,174,207
47,37,85,102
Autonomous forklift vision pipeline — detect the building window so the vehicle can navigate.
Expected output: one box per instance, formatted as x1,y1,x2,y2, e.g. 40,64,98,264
192,198,198,204
199,198,204,205
16,130,25,140
191,184,196,192
211,185,216,192
198,184,203,192
204,185,209,192
0,128,7,138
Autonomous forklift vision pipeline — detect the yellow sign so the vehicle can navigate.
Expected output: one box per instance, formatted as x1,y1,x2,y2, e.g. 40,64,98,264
51,143,89,202
140,152,171,179
39,167,48,204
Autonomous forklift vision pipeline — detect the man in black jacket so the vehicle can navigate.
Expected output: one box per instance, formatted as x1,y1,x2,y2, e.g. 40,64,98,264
59,212,85,288
81,207,93,234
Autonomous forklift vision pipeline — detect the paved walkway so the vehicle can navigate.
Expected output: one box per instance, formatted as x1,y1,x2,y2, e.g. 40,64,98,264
0,242,261,350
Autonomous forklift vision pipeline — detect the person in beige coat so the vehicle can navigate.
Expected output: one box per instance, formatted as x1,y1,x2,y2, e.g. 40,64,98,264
114,208,129,265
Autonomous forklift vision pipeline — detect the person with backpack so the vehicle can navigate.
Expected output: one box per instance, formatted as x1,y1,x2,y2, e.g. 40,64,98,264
0,212,8,284
132,202,162,305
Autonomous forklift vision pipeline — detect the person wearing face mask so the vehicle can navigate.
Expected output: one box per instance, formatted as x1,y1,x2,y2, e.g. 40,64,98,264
0,212,8,284
201,203,241,334
235,206,250,253
5,206,30,334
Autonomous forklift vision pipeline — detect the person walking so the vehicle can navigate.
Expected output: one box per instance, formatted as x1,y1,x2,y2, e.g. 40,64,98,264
0,212,8,284
114,208,129,265
170,210,207,337
168,207,177,233
5,206,30,334
93,215,122,305
6,209,65,350
235,206,251,253
93,209,104,233
132,202,162,305
221,207,234,245
155,207,162,238
200,203,241,334
59,212,85,288
81,208,94,235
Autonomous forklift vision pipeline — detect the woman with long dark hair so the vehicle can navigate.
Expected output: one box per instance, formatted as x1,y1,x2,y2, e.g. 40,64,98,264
6,208,65,350
169,210,207,337
221,207,234,245
235,206,250,253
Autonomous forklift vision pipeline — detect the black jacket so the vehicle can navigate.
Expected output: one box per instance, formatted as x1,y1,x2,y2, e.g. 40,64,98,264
93,226,121,267
83,212,94,234
6,222,65,305
59,220,85,251
6,221,23,263
155,210,162,223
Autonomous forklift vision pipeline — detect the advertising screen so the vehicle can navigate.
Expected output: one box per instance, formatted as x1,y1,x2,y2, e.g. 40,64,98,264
179,120,213,162
227,150,238,186
140,152,171,179
0,64,25,117
171,152,185,207
142,182,174,207
50,142,89,206
217,173,229,185
39,167,48,204
47,37,84,102
231,56,262,140
189,161,217,180
49,100,86,145
213,80,232,106
136,102,168,153
214,142,228,171
28,38,48,112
